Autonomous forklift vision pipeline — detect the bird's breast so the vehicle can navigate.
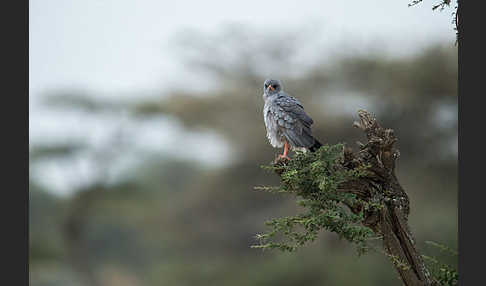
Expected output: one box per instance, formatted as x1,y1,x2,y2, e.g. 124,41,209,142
263,100,283,148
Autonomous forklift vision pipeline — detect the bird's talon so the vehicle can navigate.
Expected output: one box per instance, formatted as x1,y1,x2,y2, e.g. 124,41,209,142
275,154,290,163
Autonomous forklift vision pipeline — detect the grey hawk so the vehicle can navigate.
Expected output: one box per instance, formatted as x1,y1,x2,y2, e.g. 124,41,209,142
262,78,322,159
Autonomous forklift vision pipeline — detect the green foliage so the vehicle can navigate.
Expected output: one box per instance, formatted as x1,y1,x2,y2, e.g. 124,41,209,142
422,241,458,286
383,252,412,272
253,144,375,254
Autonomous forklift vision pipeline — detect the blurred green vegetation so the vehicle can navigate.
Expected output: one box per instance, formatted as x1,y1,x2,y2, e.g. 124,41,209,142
29,29,457,286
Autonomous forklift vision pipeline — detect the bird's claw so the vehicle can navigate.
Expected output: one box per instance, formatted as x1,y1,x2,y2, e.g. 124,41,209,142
274,154,290,164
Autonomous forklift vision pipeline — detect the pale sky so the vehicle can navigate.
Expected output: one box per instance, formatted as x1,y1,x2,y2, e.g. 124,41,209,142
29,0,456,99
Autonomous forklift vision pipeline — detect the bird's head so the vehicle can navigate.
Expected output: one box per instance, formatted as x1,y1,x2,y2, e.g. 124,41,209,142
263,79,283,97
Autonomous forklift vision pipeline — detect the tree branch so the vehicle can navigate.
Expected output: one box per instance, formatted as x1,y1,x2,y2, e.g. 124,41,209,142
272,109,439,286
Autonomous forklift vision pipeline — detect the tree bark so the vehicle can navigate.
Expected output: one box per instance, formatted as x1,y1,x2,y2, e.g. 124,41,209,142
275,110,439,286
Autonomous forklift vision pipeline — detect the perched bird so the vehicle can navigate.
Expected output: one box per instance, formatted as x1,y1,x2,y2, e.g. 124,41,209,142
262,78,322,160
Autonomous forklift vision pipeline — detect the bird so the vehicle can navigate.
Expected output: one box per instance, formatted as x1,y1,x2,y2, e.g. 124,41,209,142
262,78,322,160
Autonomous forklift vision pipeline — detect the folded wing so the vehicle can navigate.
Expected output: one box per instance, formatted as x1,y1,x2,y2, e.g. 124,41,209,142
268,93,316,148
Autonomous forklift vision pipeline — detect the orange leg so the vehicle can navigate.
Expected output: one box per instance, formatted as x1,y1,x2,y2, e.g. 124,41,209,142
283,141,289,157
277,141,290,161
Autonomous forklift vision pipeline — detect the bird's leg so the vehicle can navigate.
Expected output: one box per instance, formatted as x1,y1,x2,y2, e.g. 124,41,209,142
277,141,290,161
283,141,289,157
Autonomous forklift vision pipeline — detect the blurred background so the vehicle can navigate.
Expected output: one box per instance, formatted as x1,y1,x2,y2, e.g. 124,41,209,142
29,1,457,285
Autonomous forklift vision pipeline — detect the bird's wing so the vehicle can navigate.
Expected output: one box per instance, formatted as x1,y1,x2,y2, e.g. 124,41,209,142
269,93,316,148
277,93,313,125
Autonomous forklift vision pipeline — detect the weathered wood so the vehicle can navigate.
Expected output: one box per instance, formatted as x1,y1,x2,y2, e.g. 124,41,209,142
274,110,439,286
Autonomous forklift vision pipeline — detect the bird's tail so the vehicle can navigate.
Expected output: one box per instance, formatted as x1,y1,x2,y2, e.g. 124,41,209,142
309,138,322,152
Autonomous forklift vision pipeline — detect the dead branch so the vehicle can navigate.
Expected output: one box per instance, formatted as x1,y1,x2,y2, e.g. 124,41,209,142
274,109,439,286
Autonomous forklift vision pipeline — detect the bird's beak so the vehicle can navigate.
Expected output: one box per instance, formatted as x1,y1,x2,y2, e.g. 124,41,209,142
268,85,274,91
